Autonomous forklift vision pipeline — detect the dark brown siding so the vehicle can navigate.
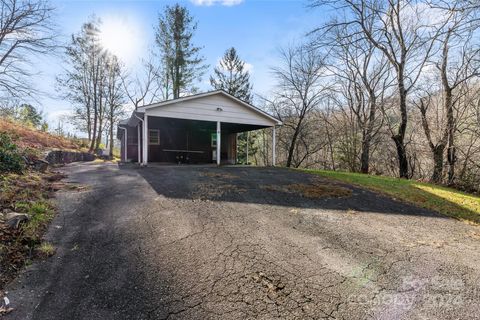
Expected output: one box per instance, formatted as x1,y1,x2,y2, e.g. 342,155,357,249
127,126,139,162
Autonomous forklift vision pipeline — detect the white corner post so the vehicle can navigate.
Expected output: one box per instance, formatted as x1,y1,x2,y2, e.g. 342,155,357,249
133,113,145,164
272,126,276,167
121,127,128,162
216,121,221,165
142,114,148,166
246,131,249,165
137,125,141,164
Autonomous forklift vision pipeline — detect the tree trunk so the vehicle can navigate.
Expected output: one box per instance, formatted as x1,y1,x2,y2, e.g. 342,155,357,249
393,78,409,178
173,58,180,99
360,96,377,174
445,83,455,185
447,137,455,185
109,117,114,157
89,59,99,153
324,122,336,170
95,104,103,150
89,109,97,153
286,116,306,168
286,128,299,168
431,144,445,183
95,125,102,150
360,137,371,174
440,31,455,185
86,101,92,142
392,134,409,178
418,97,447,184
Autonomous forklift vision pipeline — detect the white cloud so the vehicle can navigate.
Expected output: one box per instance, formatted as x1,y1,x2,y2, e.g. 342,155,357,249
190,0,243,7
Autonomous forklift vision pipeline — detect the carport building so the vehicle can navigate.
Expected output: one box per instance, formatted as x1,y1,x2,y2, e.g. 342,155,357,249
117,90,281,165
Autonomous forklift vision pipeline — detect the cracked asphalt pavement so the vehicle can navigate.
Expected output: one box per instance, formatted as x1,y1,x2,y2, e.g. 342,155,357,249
5,162,480,319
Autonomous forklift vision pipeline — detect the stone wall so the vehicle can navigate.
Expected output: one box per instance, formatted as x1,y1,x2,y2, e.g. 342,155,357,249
45,150,95,165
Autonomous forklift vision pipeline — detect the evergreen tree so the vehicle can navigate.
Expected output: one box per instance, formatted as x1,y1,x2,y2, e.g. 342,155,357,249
18,104,43,128
210,47,253,103
211,47,255,164
155,4,208,99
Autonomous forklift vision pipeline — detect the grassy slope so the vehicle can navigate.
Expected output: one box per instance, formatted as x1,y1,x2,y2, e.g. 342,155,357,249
302,169,480,224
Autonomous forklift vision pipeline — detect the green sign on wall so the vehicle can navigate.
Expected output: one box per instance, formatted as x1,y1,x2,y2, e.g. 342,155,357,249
211,133,217,147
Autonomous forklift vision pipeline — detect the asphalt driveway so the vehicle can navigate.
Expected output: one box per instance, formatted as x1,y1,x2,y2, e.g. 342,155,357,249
5,163,480,319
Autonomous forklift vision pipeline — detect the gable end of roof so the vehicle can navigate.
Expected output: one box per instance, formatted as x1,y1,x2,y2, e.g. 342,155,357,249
137,90,282,125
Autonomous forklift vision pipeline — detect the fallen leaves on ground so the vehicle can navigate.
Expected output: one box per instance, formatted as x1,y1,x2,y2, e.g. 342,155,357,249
199,171,238,179
0,169,72,289
261,182,351,199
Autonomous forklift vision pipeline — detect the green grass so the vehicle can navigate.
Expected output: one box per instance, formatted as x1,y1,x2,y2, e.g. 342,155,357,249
21,200,54,241
302,169,480,224
37,242,56,257
1,172,55,242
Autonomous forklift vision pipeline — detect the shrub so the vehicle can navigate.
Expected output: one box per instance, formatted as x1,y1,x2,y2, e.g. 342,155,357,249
0,132,24,173
0,133,25,173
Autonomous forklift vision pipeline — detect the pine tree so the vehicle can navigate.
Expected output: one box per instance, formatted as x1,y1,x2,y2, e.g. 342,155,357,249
210,47,253,103
211,47,255,164
155,4,208,99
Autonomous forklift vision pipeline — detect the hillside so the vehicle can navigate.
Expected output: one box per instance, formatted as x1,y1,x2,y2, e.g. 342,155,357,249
0,119,86,293
0,118,81,151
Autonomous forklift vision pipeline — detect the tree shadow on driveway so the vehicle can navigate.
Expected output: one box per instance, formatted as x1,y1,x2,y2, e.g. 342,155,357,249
128,165,458,220
6,163,479,320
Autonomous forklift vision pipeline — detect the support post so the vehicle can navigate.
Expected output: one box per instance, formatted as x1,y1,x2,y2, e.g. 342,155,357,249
217,121,222,166
124,128,128,162
216,121,221,165
246,131,249,165
142,115,148,165
137,125,141,163
272,126,276,166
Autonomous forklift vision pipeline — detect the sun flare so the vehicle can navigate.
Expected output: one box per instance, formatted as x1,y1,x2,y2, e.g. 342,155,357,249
99,15,141,64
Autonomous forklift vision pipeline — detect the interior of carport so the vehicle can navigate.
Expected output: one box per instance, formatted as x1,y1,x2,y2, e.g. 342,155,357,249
145,117,269,164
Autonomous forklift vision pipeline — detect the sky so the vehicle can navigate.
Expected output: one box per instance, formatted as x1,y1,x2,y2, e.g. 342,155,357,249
34,0,326,133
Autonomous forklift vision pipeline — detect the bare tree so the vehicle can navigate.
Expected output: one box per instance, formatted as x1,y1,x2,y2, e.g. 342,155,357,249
0,0,56,98
311,0,450,178
319,23,390,173
122,57,165,109
264,44,328,168
414,93,446,182
433,3,480,184
58,18,111,153
410,2,480,184
105,56,125,156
